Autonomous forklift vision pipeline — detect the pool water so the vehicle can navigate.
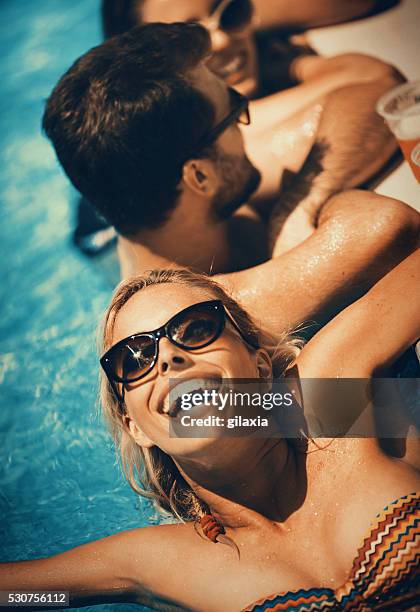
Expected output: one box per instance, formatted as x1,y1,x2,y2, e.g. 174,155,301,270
0,2,160,610
2,2,419,611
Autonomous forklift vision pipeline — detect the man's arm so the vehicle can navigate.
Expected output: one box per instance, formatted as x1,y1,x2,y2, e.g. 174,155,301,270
246,55,404,208
268,70,404,255
217,191,419,336
249,53,401,130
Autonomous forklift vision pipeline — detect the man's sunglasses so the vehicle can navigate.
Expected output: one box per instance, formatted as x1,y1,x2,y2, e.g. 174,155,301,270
100,300,259,399
185,87,250,161
202,0,254,33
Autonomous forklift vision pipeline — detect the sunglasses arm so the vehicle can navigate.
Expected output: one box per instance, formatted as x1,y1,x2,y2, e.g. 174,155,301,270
224,310,259,351
107,377,127,413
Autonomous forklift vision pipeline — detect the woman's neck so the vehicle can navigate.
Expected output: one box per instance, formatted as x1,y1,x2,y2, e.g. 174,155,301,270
176,439,307,530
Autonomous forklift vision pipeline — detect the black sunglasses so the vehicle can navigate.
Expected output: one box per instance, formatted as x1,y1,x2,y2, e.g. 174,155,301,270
203,0,254,33
100,300,258,400
186,87,250,161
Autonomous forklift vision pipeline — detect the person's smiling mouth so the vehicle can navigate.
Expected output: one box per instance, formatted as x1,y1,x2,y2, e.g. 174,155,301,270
159,376,224,417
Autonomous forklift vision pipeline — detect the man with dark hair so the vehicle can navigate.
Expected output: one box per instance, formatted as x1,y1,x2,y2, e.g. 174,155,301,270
47,24,219,235
75,0,405,254
43,23,419,336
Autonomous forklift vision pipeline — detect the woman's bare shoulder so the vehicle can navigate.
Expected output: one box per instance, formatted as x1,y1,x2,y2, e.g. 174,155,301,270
94,521,200,605
110,521,196,559
0,522,198,609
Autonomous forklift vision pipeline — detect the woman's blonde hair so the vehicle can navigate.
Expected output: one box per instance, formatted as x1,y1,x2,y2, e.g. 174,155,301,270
99,268,301,522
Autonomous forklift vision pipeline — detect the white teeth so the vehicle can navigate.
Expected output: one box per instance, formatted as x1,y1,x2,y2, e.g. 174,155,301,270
162,394,171,414
164,378,222,417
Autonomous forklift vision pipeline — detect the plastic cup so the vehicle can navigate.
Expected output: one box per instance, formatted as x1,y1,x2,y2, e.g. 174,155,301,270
376,80,420,182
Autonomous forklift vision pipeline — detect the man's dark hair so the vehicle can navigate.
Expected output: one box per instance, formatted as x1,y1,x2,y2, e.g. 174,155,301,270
102,0,144,39
42,23,215,235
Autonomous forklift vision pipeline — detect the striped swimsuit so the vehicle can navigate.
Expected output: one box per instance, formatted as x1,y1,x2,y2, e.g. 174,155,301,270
243,492,419,611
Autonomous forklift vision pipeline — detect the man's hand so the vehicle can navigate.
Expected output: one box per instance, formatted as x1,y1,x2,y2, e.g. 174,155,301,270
269,64,405,255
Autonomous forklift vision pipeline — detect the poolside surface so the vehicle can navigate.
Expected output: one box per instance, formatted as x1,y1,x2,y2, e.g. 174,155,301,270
308,0,420,210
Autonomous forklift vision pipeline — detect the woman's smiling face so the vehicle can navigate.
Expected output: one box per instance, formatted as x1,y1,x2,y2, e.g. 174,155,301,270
139,0,259,96
110,282,262,456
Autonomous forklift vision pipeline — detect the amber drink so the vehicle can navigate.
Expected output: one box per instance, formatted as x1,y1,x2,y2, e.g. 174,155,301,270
376,80,420,182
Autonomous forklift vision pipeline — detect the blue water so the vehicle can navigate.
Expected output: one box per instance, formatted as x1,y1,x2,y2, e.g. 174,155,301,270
0,2,160,610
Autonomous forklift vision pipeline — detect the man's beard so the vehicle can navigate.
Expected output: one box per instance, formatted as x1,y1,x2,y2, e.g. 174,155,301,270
212,152,261,220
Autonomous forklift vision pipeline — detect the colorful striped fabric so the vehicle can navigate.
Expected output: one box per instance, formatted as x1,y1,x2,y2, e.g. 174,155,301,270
244,492,419,611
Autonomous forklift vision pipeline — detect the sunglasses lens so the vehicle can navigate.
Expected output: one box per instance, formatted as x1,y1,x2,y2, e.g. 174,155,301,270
112,336,156,382
220,0,253,31
168,304,224,348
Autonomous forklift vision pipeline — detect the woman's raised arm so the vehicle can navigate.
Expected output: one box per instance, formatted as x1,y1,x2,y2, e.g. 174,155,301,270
297,249,420,378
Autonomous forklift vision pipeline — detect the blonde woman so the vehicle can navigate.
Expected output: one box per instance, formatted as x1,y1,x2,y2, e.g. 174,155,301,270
1,251,419,611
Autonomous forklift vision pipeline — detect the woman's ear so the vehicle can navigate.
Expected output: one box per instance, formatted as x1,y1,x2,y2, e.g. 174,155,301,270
182,158,218,198
256,349,273,389
123,415,154,449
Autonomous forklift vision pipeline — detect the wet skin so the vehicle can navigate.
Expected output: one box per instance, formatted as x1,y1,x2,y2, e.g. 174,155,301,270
107,265,419,609
134,0,319,197
119,68,419,338
1,253,419,609
132,0,401,204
